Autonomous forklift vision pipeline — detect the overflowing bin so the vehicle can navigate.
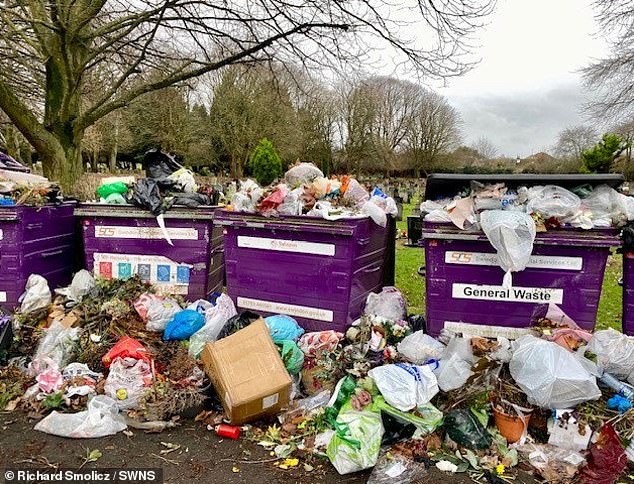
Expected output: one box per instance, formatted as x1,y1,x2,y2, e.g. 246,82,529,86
0,202,76,310
215,210,392,333
421,174,624,337
76,204,224,300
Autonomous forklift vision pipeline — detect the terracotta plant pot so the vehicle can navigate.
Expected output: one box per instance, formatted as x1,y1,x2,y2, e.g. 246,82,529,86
493,405,533,443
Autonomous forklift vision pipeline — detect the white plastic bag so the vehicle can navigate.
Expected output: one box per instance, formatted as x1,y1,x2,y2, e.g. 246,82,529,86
343,179,370,208
167,168,198,193
509,335,601,408
104,357,152,410
587,328,634,384
434,353,474,392
397,331,445,364
368,363,439,411
526,185,581,219
34,320,80,367
365,287,407,321
188,294,238,358
582,184,632,228
55,270,95,302
34,395,127,438
20,274,51,314
134,294,181,332
480,210,536,288
361,200,387,227
285,162,324,186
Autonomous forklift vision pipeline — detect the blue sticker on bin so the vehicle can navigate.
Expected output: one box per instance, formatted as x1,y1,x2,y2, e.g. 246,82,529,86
157,265,171,282
177,266,190,284
117,262,132,279
137,264,151,281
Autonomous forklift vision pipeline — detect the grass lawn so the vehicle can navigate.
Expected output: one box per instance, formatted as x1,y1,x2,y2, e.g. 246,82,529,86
394,201,624,331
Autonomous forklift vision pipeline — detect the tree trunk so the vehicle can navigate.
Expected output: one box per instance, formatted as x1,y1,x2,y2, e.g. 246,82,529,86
109,146,117,173
230,154,243,178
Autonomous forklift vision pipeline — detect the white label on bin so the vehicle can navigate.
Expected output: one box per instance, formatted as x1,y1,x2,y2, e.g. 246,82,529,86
237,297,334,322
0,291,5,302
237,236,335,256
444,321,532,340
445,251,582,271
262,393,279,409
95,225,198,240
93,252,192,295
0,229,3,240
452,283,563,304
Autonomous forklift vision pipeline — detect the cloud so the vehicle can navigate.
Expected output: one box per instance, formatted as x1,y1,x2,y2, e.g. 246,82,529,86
446,83,590,157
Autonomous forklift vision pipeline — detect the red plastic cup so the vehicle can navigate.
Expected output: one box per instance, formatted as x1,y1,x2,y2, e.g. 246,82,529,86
216,423,240,440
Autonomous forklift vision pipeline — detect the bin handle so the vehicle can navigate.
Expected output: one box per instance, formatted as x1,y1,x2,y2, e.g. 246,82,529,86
356,237,370,246
417,265,426,277
26,223,43,230
363,264,382,274
41,249,64,258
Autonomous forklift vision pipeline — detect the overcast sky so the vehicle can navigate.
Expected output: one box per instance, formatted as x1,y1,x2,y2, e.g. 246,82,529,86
434,0,609,157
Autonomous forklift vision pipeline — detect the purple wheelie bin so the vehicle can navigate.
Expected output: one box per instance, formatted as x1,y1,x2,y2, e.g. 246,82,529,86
622,223,634,335
422,173,624,338
0,202,76,310
75,204,224,300
215,210,391,333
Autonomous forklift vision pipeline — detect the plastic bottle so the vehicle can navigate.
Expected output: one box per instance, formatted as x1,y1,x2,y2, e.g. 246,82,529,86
600,373,634,401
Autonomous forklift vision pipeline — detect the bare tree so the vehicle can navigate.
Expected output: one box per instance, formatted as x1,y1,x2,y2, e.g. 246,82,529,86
407,90,462,175
554,125,597,161
583,0,634,120
0,0,494,188
472,135,497,160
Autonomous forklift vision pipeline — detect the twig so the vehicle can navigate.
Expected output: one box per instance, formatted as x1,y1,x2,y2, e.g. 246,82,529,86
150,453,180,466
219,457,280,464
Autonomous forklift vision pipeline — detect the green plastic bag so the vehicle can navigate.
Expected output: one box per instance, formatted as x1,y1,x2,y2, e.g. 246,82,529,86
325,376,357,424
326,401,384,474
444,408,492,450
97,182,128,199
373,395,443,435
277,340,304,374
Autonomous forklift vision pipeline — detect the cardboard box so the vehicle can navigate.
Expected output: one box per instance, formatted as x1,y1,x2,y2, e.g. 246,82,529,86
201,318,292,425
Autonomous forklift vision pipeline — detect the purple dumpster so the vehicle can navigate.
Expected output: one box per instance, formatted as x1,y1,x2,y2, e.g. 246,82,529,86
76,204,224,300
215,210,391,333
0,202,76,310
622,223,634,335
422,173,624,338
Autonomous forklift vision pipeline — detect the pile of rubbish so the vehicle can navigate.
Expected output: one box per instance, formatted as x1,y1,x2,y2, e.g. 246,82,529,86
3,272,634,481
94,150,223,214
423,182,634,287
229,162,398,227
0,154,64,206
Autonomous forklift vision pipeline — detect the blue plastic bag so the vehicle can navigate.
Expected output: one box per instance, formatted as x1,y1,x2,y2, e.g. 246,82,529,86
163,310,205,341
265,315,304,342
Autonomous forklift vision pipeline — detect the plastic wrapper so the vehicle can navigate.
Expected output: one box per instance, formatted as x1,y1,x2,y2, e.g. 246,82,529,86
526,185,581,219
97,182,128,199
368,363,439,411
257,184,289,215
326,402,384,475
444,408,492,450
55,270,95,302
265,314,304,343
102,336,151,369
587,328,634,383
30,357,63,393
367,451,427,483
424,210,452,223
188,294,238,358
365,287,407,321
480,210,536,288
167,168,197,193
397,331,445,364
373,395,443,435
103,193,127,204
133,294,180,332
518,443,585,483
343,179,369,208
285,163,324,186
277,340,305,374
20,274,51,314
34,320,79,368
298,330,343,357
447,197,476,229
579,424,627,484
582,184,634,228
163,309,204,341
34,395,127,438
104,357,152,410
509,335,601,408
